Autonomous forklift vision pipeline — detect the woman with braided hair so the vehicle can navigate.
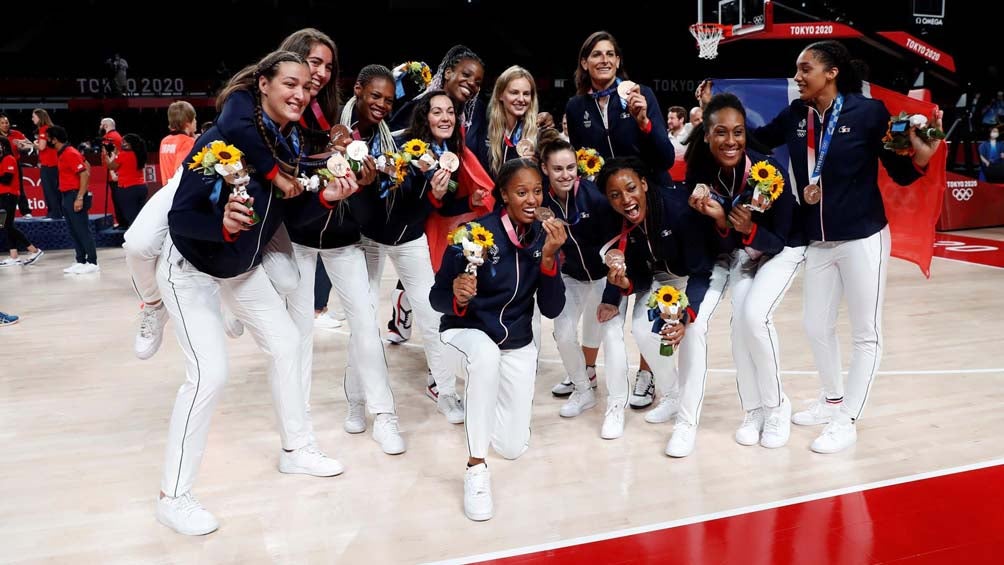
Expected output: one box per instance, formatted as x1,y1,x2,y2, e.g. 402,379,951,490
154,50,357,536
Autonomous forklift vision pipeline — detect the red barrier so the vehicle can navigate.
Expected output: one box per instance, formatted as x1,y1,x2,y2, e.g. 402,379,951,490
16,165,160,220
936,172,1004,231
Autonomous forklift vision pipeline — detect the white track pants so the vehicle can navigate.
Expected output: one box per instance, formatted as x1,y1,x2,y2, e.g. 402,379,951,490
732,246,806,411
552,276,629,403
677,258,731,426
290,242,395,417
630,272,688,399
158,238,308,497
803,226,890,420
124,170,299,305
441,328,538,460
360,235,454,395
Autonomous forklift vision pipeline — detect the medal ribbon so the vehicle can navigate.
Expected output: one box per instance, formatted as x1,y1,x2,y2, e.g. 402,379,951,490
806,93,844,187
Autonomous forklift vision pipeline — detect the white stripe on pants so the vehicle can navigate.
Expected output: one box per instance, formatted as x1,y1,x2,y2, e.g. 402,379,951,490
290,242,395,416
677,258,731,426
441,328,538,460
803,226,890,420
552,276,629,403
360,235,454,395
630,272,688,398
158,238,308,497
732,246,806,411
124,169,299,303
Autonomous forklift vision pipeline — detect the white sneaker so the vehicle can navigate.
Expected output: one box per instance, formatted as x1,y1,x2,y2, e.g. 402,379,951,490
792,396,839,426
75,263,100,274
644,394,680,424
278,444,344,477
373,413,406,455
21,250,44,265
551,376,574,398
425,371,439,402
63,262,85,274
761,395,792,449
666,421,698,458
601,401,625,440
135,303,169,360
559,387,596,418
437,393,465,424
314,311,342,329
0,257,21,267
735,408,765,446
629,370,655,408
344,399,367,434
810,412,857,454
156,492,219,536
464,463,493,521
222,308,244,338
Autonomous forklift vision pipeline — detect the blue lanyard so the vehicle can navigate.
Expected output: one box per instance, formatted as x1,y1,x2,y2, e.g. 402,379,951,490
809,93,843,185
590,77,627,110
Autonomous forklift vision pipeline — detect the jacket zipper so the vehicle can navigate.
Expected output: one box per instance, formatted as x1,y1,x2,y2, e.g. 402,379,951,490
558,195,592,280
593,99,616,157
809,104,829,242
497,252,519,346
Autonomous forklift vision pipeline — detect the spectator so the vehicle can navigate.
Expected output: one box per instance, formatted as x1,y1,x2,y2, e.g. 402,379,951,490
100,118,124,226
689,105,703,129
158,101,197,184
0,113,33,217
667,105,691,146
199,121,213,137
48,126,99,274
979,126,1004,182
103,133,148,229
32,109,61,219
107,54,129,96
0,138,44,266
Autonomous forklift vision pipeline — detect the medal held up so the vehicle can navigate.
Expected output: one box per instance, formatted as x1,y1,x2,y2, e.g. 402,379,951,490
647,285,688,356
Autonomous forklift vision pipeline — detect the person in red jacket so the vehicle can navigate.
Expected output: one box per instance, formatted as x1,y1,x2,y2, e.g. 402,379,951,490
0,113,32,217
158,101,197,184
0,138,43,266
49,126,99,274
32,109,62,219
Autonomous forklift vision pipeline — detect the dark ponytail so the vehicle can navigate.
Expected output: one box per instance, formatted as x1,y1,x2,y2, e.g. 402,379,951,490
537,127,574,164
805,40,863,95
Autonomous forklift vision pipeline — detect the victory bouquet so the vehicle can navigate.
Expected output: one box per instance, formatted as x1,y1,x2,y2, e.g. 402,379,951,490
882,112,945,156
447,222,495,275
576,147,605,181
647,284,688,356
392,61,433,97
402,138,460,191
744,160,785,213
189,141,258,223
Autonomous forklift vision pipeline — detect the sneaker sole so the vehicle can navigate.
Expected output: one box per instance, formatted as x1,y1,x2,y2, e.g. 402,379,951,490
442,413,465,425
810,439,856,454
559,400,596,418
278,462,345,477
344,421,367,434
135,338,164,360
375,439,407,455
734,433,761,446
600,427,624,440
385,331,408,344
551,388,574,398
464,508,493,521
155,512,219,536
792,416,831,426
760,436,790,449
629,399,653,409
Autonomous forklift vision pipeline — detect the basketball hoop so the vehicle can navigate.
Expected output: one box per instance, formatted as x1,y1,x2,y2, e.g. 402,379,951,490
689,23,728,60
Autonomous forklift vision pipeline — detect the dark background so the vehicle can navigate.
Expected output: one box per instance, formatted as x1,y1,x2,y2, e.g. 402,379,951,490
0,0,998,151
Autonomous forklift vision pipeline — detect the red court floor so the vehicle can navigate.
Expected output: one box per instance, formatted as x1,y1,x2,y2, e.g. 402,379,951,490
478,463,1004,564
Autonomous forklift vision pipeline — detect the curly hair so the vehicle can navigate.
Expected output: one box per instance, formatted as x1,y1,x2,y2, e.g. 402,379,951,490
403,90,462,152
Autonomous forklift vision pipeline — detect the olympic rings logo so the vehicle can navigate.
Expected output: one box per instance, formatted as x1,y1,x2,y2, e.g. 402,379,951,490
952,188,974,201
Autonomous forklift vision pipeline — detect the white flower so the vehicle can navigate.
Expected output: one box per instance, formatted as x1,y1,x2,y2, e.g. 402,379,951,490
461,239,485,265
346,140,369,161
298,174,321,192
909,114,929,128
326,154,350,177
413,153,436,173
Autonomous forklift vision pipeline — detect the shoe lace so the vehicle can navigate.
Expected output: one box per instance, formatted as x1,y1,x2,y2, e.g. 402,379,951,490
763,412,782,434
176,492,203,515
820,419,848,438
348,401,366,418
605,402,624,417
138,308,159,339
633,373,652,396
741,408,761,427
466,468,489,494
380,415,401,434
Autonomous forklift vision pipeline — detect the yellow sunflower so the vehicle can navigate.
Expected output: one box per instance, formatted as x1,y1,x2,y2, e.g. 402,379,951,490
575,148,588,162
188,146,208,169
750,160,777,183
403,138,429,158
769,178,784,200
581,155,603,176
470,225,495,248
656,285,681,307
421,66,432,85
210,142,243,166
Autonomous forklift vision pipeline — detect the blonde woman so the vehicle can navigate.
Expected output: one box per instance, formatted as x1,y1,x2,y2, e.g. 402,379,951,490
472,65,539,179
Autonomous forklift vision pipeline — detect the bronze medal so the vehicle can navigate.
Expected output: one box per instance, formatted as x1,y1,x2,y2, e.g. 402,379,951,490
328,124,352,148
804,184,822,205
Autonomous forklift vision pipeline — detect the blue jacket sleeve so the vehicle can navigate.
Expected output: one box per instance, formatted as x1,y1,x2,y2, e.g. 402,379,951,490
751,104,792,151
536,262,566,319
638,88,676,171
168,167,229,242
431,244,466,315
215,90,280,180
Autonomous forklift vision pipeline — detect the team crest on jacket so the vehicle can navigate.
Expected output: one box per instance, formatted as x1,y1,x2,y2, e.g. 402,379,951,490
839,125,851,133
797,118,807,138
660,229,672,237
582,110,591,128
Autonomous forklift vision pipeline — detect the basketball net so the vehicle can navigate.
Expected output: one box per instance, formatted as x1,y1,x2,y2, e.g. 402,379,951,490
689,23,727,60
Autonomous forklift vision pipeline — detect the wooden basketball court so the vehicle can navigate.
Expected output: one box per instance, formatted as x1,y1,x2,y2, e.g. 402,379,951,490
1,228,1002,563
